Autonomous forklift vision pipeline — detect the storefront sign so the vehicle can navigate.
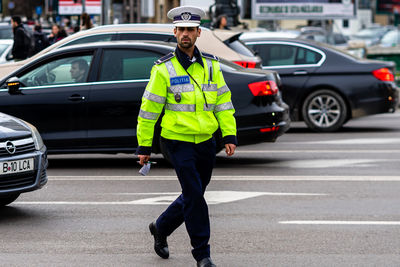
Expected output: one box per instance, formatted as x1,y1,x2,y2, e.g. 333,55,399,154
252,0,356,20
59,0,101,15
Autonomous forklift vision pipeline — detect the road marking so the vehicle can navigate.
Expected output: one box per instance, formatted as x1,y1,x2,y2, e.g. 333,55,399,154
15,191,325,206
280,220,400,225
301,138,400,145
234,150,400,153
48,175,400,181
266,159,376,168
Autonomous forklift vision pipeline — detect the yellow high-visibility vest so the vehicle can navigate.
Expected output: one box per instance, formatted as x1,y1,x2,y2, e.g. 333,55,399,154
137,51,236,150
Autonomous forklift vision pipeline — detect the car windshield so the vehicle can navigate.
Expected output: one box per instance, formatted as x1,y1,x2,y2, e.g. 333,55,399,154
354,28,383,38
0,27,12,39
225,39,256,57
380,30,400,46
0,44,9,55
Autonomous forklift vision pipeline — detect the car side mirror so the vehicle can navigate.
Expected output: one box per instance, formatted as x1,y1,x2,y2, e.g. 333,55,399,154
6,77,22,95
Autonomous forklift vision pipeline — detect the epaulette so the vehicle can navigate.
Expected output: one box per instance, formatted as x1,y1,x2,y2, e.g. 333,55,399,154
155,52,175,65
201,52,219,61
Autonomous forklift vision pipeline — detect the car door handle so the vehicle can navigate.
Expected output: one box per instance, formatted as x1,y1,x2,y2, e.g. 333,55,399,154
293,71,308,75
293,70,308,75
68,94,86,101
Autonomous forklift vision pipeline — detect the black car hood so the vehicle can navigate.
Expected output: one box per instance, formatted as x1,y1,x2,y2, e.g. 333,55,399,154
0,113,31,139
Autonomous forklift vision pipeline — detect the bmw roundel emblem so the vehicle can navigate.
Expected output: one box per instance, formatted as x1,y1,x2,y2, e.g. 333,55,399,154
5,141,16,154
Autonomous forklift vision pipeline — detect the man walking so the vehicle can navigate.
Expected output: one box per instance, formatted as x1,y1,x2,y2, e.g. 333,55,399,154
11,16,31,61
136,5,237,267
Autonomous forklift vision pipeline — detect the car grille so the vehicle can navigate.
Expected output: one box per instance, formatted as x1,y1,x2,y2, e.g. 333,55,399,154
0,171,37,191
0,137,36,157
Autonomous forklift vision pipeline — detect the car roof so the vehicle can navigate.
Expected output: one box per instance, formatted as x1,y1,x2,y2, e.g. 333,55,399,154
0,39,13,44
32,23,256,63
240,31,300,39
56,40,177,51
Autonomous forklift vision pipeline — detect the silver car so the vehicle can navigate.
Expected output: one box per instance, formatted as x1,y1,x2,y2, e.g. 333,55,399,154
0,112,48,207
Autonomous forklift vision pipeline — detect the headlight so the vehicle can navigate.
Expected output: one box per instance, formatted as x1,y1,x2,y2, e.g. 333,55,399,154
24,122,44,150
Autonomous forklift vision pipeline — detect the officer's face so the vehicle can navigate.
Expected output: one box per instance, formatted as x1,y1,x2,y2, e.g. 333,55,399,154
174,27,201,49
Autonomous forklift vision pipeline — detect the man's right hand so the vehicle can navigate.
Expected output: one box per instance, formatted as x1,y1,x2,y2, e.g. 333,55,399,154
138,155,150,166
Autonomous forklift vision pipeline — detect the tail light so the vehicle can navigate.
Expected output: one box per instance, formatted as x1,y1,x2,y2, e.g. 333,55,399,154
372,68,394,81
260,126,280,133
248,81,278,96
234,61,256,68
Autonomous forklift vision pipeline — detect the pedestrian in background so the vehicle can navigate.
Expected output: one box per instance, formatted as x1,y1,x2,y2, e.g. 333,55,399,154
33,24,49,54
81,12,93,30
213,14,230,30
136,5,237,267
11,16,31,61
48,24,67,45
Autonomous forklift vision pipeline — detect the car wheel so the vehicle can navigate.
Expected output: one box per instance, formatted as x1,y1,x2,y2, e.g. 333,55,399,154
0,194,20,207
302,89,347,132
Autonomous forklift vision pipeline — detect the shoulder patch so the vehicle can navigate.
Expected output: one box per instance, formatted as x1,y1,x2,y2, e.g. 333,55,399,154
155,52,175,65
201,52,219,61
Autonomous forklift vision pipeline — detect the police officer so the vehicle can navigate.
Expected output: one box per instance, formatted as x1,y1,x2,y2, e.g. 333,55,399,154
136,5,237,267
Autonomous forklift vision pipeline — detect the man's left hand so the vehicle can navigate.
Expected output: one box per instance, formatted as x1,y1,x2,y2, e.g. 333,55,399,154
225,143,236,156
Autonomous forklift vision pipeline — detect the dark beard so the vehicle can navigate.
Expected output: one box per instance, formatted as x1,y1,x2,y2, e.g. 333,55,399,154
178,39,193,48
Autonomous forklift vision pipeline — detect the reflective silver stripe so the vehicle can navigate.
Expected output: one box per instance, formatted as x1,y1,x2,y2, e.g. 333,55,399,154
205,58,213,81
165,103,195,112
139,109,159,120
165,60,177,77
217,85,230,96
204,104,215,111
143,90,166,104
168,83,194,93
201,84,218,91
215,101,234,112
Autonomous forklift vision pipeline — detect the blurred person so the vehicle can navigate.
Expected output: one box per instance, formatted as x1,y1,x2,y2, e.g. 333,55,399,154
70,59,88,83
73,25,80,33
58,27,68,40
81,12,93,30
11,15,31,61
48,24,67,44
33,24,49,54
48,24,60,45
213,14,230,30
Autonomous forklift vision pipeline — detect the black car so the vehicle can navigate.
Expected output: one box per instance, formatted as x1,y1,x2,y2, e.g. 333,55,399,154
0,112,48,206
0,41,290,156
240,36,399,132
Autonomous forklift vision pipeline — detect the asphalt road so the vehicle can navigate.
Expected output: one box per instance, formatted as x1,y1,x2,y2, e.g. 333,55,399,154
2,112,400,267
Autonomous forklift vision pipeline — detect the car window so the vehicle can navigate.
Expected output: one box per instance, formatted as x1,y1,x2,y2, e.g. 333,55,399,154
249,44,296,66
61,34,114,47
296,47,322,64
0,27,13,39
19,54,93,87
225,40,255,57
99,49,162,81
0,44,9,55
119,33,177,42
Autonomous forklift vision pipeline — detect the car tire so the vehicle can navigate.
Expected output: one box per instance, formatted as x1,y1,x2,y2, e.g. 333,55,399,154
0,194,20,207
302,89,347,132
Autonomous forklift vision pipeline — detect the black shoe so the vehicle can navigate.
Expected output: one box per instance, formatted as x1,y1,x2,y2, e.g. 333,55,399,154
197,257,216,267
149,221,169,259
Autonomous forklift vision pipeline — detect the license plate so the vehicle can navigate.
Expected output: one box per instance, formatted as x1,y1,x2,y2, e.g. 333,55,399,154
1,158,34,175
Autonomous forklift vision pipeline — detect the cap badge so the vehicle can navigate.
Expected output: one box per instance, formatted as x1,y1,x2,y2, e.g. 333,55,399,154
181,12,192,21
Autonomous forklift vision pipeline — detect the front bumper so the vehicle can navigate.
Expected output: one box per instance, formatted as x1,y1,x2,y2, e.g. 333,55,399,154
0,146,48,196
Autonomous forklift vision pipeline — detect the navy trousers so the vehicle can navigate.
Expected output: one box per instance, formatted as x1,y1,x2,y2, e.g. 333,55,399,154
156,137,216,261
